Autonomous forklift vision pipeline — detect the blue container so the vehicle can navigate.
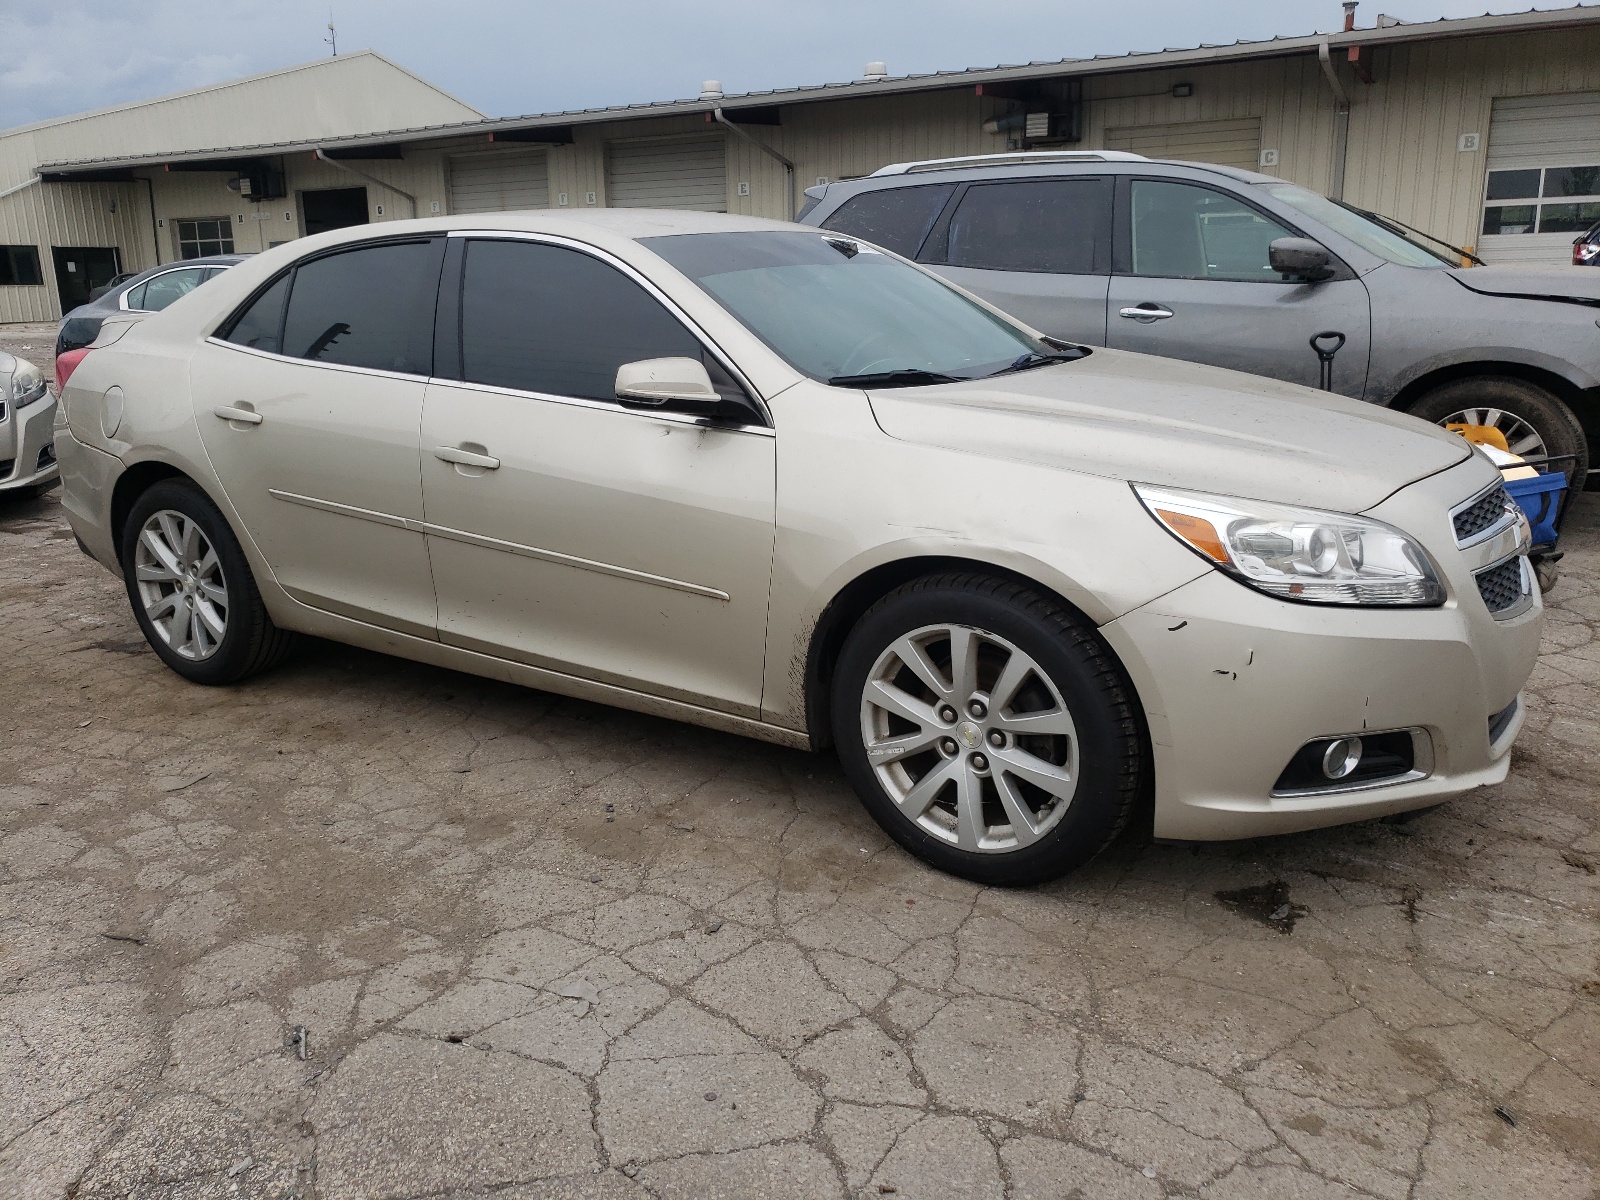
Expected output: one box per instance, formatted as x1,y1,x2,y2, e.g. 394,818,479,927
1503,470,1567,547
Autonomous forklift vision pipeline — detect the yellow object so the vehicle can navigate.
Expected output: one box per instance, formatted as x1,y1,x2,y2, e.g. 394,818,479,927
1445,422,1510,452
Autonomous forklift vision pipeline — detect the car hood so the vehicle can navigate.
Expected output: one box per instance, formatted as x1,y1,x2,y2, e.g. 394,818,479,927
866,348,1470,512
1449,264,1600,305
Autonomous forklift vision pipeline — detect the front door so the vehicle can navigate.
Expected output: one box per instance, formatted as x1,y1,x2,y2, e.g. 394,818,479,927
925,176,1113,346
1105,178,1372,397
192,237,444,637
420,236,776,716
52,246,121,312
301,187,369,236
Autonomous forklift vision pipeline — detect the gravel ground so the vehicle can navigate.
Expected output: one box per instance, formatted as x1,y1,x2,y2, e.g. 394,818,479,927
1,337,1596,1197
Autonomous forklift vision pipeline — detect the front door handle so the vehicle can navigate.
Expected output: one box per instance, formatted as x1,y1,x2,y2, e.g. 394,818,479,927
213,405,263,425
433,445,500,470
1118,304,1175,322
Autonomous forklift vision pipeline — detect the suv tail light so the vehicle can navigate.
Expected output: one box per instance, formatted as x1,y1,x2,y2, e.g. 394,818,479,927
1574,238,1600,265
55,348,90,391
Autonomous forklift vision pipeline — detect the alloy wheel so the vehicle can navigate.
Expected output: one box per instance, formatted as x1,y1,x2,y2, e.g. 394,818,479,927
859,623,1077,853
1438,406,1547,459
134,509,229,661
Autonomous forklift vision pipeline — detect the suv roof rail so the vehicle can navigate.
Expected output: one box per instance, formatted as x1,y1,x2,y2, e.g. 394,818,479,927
870,150,1148,176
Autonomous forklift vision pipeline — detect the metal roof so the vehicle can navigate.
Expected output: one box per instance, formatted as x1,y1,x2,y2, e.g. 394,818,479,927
37,4,1600,176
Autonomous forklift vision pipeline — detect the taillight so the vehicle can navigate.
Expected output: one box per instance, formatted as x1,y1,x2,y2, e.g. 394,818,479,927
1574,240,1600,265
54,348,90,391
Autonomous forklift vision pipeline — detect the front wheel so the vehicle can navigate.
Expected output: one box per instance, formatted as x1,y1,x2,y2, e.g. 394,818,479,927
830,574,1146,886
121,479,296,684
1408,376,1589,485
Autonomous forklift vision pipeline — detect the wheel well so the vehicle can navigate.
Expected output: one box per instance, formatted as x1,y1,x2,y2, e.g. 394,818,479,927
802,556,1103,750
1390,360,1589,416
109,462,189,565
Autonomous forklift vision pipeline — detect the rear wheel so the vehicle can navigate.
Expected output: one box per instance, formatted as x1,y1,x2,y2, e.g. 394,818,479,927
121,479,296,684
830,573,1146,886
1408,376,1589,485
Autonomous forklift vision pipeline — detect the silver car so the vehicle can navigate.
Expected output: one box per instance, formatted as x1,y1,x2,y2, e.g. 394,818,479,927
800,151,1598,485
0,350,56,497
54,212,1540,884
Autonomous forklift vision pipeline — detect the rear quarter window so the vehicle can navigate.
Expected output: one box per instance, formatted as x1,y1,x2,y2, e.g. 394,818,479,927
820,184,955,258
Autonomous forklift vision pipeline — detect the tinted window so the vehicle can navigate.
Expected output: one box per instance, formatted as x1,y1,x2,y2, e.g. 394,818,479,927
135,268,206,312
0,245,43,286
1129,180,1291,281
224,274,291,354
945,179,1109,273
460,239,704,401
820,184,954,258
281,241,437,374
1485,169,1540,201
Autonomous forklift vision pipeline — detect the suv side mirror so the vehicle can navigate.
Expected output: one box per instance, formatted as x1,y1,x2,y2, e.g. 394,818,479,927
615,357,720,408
1269,237,1335,282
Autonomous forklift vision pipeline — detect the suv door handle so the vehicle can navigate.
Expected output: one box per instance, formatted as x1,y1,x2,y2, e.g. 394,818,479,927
1118,305,1174,321
433,445,500,469
213,405,263,425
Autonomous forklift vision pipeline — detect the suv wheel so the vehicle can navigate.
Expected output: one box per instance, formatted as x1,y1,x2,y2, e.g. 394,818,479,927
1408,377,1589,485
831,573,1145,886
121,479,296,684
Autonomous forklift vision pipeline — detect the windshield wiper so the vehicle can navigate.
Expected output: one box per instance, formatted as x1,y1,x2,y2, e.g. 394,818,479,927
828,369,965,388
1337,201,1485,266
985,347,1091,377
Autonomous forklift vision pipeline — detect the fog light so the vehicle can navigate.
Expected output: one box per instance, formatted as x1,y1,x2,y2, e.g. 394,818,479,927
1321,737,1363,780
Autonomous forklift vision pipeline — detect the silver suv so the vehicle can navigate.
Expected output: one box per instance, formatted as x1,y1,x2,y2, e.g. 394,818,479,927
799,151,1597,484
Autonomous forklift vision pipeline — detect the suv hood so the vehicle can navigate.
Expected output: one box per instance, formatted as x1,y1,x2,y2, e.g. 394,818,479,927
1449,264,1600,305
867,348,1469,512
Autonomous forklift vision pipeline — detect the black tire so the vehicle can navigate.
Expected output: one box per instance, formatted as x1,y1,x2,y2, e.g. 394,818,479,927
1407,376,1589,486
830,573,1146,887
120,478,296,684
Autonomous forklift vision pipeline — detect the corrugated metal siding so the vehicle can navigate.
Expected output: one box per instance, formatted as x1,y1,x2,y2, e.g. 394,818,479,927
1104,117,1262,169
448,149,550,213
605,135,727,211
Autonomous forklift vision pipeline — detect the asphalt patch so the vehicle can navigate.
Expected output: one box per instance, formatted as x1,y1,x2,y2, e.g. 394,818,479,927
1215,880,1308,934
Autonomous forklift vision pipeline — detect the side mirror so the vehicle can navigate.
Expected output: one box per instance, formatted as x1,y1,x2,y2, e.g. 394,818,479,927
1269,237,1335,282
614,357,720,407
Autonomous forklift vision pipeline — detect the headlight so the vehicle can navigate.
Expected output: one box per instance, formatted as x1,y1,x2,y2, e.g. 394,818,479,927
1134,483,1445,607
4,359,46,406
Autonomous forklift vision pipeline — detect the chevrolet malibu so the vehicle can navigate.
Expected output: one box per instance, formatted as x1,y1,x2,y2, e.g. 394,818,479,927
54,212,1541,885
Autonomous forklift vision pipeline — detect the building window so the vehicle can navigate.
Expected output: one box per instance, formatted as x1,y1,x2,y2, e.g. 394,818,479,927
175,218,234,259
1482,167,1600,235
0,245,43,285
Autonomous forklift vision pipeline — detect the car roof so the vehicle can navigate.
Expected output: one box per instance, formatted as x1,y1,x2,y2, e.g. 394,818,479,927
817,153,1281,195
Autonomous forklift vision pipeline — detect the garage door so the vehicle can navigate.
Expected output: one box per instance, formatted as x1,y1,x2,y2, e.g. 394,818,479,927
449,149,549,214
606,135,726,211
1104,118,1262,171
1479,92,1600,265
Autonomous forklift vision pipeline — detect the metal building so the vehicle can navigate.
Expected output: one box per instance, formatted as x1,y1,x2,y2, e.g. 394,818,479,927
12,4,1600,329
0,52,481,322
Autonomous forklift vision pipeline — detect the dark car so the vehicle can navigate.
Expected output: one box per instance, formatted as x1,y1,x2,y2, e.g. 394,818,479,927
56,255,245,357
1573,220,1600,265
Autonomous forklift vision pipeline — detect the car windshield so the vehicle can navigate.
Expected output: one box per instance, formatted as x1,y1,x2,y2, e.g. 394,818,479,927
641,231,1061,385
1261,183,1454,268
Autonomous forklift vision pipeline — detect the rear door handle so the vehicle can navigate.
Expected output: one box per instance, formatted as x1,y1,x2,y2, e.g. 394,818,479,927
433,445,500,470
1118,305,1174,321
213,405,263,424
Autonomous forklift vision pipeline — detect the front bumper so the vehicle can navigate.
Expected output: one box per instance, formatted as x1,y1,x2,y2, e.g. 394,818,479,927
0,392,60,491
1102,459,1542,841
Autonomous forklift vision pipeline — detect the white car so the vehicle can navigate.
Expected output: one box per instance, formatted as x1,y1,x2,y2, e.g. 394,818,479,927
53,211,1541,884
1,350,56,496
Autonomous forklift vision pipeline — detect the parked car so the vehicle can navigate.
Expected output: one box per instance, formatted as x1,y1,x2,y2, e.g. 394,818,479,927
799,151,1597,486
88,272,139,302
55,212,1540,884
1573,219,1600,265
1,350,57,497
55,254,245,358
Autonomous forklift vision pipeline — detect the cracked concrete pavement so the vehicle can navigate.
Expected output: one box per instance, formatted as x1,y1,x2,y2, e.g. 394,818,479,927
2,332,1597,1198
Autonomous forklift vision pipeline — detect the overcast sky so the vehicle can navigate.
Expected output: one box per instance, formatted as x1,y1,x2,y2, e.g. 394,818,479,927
1,0,1555,128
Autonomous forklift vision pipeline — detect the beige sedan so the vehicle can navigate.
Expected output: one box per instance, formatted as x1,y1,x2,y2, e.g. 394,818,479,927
54,211,1541,884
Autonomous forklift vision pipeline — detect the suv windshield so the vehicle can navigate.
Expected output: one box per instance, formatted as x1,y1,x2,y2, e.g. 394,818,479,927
642,231,1067,385
1261,183,1454,268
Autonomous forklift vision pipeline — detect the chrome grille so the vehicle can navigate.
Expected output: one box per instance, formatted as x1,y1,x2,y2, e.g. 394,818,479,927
1453,486,1513,544
1475,556,1525,614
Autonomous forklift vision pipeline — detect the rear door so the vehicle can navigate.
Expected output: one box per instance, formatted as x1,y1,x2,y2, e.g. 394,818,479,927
1105,176,1371,397
920,176,1113,345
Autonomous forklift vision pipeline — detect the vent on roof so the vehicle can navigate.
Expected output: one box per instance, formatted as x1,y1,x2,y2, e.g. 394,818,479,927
699,80,723,101
861,62,888,82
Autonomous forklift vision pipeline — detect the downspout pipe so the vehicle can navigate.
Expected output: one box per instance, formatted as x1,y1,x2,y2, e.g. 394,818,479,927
0,175,40,201
313,148,418,218
141,176,161,266
1318,40,1351,201
712,107,796,218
